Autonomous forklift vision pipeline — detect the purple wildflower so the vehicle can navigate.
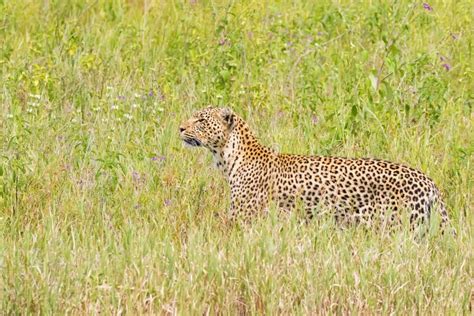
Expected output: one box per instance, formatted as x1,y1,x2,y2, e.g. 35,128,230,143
218,38,227,46
164,199,172,206
148,90,154,97
132,171,141,182
151,156,166,162
311,114,319,125
157,90,165,101
442,63,451,71
151,155,166,162
422,3,433,11
118,95,126,101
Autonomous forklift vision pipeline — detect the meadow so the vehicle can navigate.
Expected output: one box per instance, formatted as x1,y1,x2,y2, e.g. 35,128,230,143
0,0,473,314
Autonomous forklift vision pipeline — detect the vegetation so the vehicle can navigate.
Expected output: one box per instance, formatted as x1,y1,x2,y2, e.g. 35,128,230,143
1,0,472,313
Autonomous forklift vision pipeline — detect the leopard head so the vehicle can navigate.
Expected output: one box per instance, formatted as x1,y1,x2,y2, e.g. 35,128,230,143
179,107,235,150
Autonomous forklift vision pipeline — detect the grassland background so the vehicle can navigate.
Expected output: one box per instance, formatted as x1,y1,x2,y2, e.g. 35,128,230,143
0,0,473,314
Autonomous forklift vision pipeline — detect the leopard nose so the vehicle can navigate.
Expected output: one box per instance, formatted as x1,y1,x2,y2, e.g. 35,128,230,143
179,126,185,133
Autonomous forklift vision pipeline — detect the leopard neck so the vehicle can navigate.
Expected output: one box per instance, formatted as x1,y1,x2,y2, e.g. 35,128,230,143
212,117,268,180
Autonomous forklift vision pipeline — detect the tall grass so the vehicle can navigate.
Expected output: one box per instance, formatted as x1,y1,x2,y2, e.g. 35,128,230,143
0,0,472,313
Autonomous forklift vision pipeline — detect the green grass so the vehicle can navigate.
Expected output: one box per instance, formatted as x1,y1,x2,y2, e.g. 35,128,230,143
1,0,473,313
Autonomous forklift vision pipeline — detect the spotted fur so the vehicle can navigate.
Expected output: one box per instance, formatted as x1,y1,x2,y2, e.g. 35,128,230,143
179,107,451,231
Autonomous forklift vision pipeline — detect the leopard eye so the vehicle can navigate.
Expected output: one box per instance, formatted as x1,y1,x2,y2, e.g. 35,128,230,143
196,118,206,123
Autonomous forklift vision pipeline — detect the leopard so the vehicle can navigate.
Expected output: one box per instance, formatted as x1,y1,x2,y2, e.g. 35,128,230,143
179,106,451,232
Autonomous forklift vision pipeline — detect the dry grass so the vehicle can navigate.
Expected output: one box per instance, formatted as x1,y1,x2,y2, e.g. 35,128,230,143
0,0,473,313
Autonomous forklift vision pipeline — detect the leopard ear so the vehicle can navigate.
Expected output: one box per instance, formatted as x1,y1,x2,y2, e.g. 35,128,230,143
220,107,235,129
